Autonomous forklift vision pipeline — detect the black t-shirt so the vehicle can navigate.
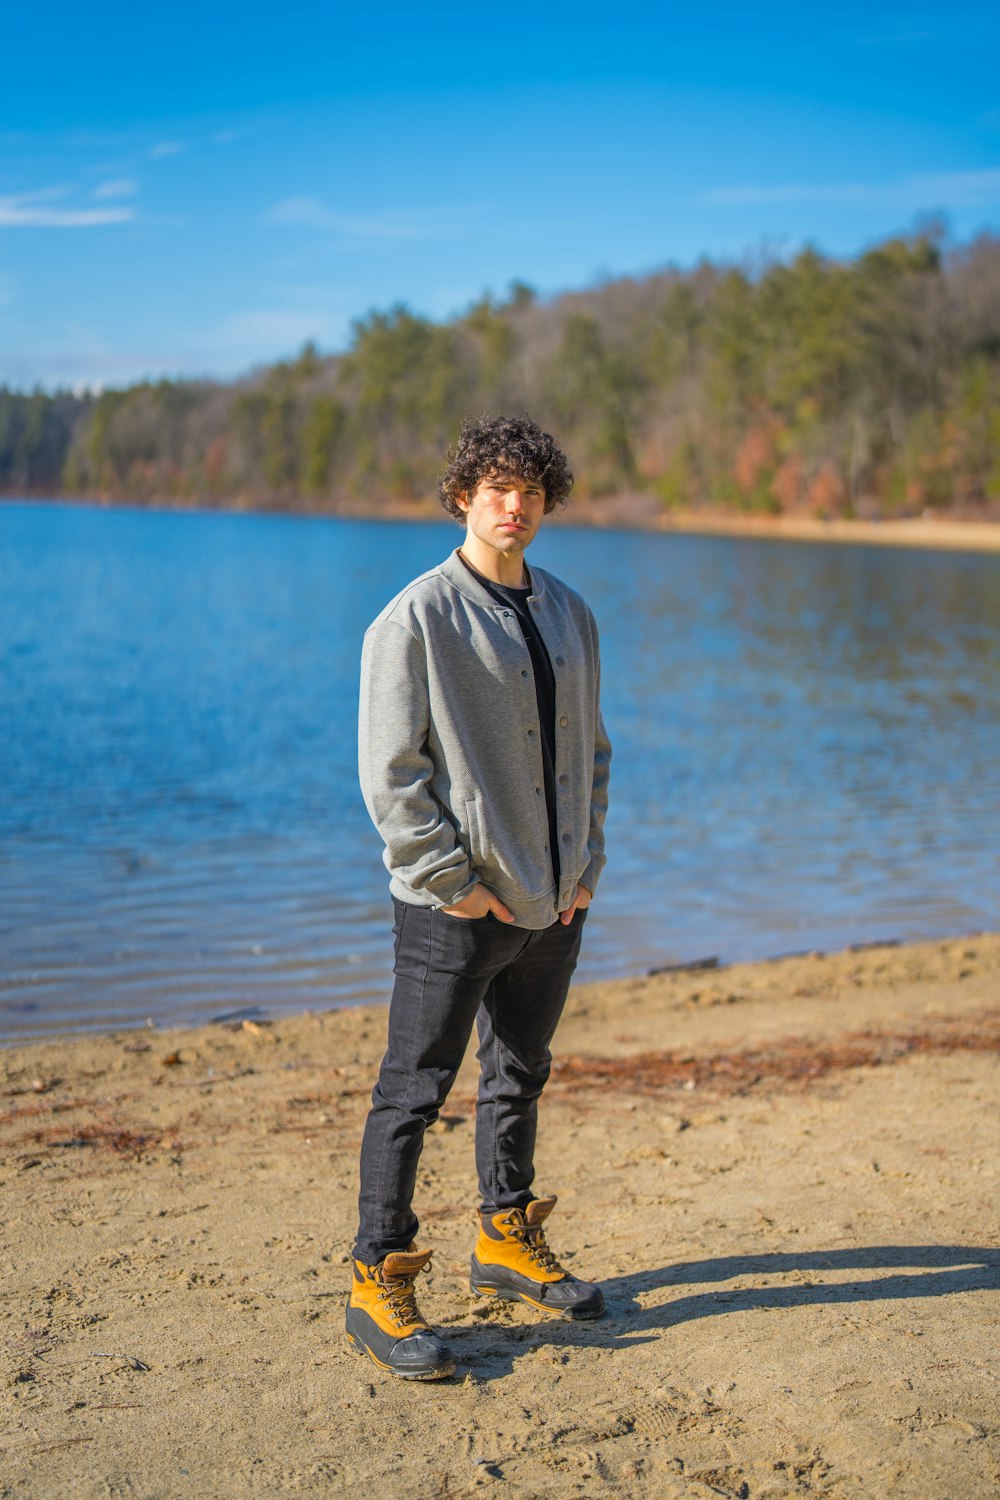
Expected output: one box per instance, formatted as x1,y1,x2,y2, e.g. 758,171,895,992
458,554,560,887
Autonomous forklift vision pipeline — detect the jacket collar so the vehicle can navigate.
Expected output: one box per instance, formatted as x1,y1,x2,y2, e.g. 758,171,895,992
439,547,548,608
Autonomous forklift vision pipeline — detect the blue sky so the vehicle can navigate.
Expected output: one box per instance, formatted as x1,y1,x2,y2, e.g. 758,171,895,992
2,1,999,390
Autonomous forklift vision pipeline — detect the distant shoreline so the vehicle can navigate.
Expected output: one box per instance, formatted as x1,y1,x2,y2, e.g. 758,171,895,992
5,491,1000,554
655,509,1000,554
559,493,1000,551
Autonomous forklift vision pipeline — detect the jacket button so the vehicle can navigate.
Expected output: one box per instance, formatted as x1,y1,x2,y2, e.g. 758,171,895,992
559,715,569,727
521,669,528,677
527,728,535,736
561,833,571,844
535,787,542,794
559,774,568,786
556,656,565,666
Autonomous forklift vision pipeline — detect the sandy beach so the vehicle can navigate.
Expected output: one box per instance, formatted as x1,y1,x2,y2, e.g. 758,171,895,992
554,498,1000,553
658,512,1000,554
2,933,998,1498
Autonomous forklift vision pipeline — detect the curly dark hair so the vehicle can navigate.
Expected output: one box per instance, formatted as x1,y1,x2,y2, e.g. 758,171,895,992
438,413,574,521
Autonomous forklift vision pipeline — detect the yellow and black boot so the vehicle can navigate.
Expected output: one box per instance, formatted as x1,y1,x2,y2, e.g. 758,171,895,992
345,1248,455,1380
469,1195,605,1319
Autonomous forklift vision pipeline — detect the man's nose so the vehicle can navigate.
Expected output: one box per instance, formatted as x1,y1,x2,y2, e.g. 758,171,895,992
505,489,525,509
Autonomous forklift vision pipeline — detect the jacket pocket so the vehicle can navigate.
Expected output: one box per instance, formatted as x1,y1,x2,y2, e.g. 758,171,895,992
436,905,489,924
464,794,552,902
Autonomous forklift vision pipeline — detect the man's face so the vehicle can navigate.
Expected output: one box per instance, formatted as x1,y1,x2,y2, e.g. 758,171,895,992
458,473,547,557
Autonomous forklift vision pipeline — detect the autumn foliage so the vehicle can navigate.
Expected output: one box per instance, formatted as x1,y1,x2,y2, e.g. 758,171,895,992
2,231,999,518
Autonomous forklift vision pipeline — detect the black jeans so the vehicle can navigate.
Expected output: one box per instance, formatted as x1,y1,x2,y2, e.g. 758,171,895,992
353,900,587,1265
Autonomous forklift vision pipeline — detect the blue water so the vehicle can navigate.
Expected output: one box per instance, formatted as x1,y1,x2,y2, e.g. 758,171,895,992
2,501,999,1040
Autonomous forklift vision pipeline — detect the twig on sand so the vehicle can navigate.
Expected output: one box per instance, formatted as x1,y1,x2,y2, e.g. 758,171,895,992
172,1068,255,1088
32,1436,95,1454
90,1351,150,1371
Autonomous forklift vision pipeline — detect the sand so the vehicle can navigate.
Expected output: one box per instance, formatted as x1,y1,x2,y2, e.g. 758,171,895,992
657,511,1000,553
2,933,998,1499
565,498,1000,553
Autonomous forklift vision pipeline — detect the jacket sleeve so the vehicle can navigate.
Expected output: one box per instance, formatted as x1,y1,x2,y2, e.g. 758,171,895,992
581,621,612,897
358,617,479,906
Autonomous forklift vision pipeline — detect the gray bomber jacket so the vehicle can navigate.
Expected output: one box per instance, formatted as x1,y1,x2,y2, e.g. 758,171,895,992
359,549,611,928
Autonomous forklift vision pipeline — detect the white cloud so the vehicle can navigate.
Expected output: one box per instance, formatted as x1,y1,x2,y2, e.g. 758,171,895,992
702,183,871,207
265,195,433,241
208,307,335,357
14,317,337,389
700,169,1000,211
149,141,184,159
93,177,139,200
910,169,1000,206
0,186,134,228
5,337,182,392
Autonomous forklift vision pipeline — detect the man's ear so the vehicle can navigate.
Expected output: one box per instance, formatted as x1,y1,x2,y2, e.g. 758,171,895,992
455,491,470,514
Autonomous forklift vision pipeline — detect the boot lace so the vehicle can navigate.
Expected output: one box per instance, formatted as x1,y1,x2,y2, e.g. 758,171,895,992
505,1215,565,1275
377,1272,425,1328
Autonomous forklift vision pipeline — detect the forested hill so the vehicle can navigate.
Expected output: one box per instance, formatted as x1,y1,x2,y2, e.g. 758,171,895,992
3,231,1000,519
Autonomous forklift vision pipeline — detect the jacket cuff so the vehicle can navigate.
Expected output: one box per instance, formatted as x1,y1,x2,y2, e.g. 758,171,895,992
580,853,606,897
428,873,480,908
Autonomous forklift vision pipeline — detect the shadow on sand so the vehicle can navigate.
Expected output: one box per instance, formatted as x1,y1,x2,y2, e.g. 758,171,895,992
442,1243,1000,1382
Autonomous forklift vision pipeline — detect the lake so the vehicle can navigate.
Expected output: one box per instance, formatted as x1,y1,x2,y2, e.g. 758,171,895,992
2,501,998,1040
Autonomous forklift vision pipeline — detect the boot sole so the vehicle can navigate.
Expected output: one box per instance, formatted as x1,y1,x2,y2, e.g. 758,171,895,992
470,1278,605,1320
345,1330,456,1380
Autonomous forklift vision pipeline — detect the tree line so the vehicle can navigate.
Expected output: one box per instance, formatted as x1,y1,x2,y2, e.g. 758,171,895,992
3,231,999,518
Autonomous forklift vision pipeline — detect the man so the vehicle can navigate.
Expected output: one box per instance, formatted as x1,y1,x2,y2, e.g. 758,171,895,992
347,413,612,1380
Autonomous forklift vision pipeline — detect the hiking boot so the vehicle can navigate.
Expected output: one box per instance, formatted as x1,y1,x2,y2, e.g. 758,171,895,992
469,1195,605,1319
345,1248,455,1380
